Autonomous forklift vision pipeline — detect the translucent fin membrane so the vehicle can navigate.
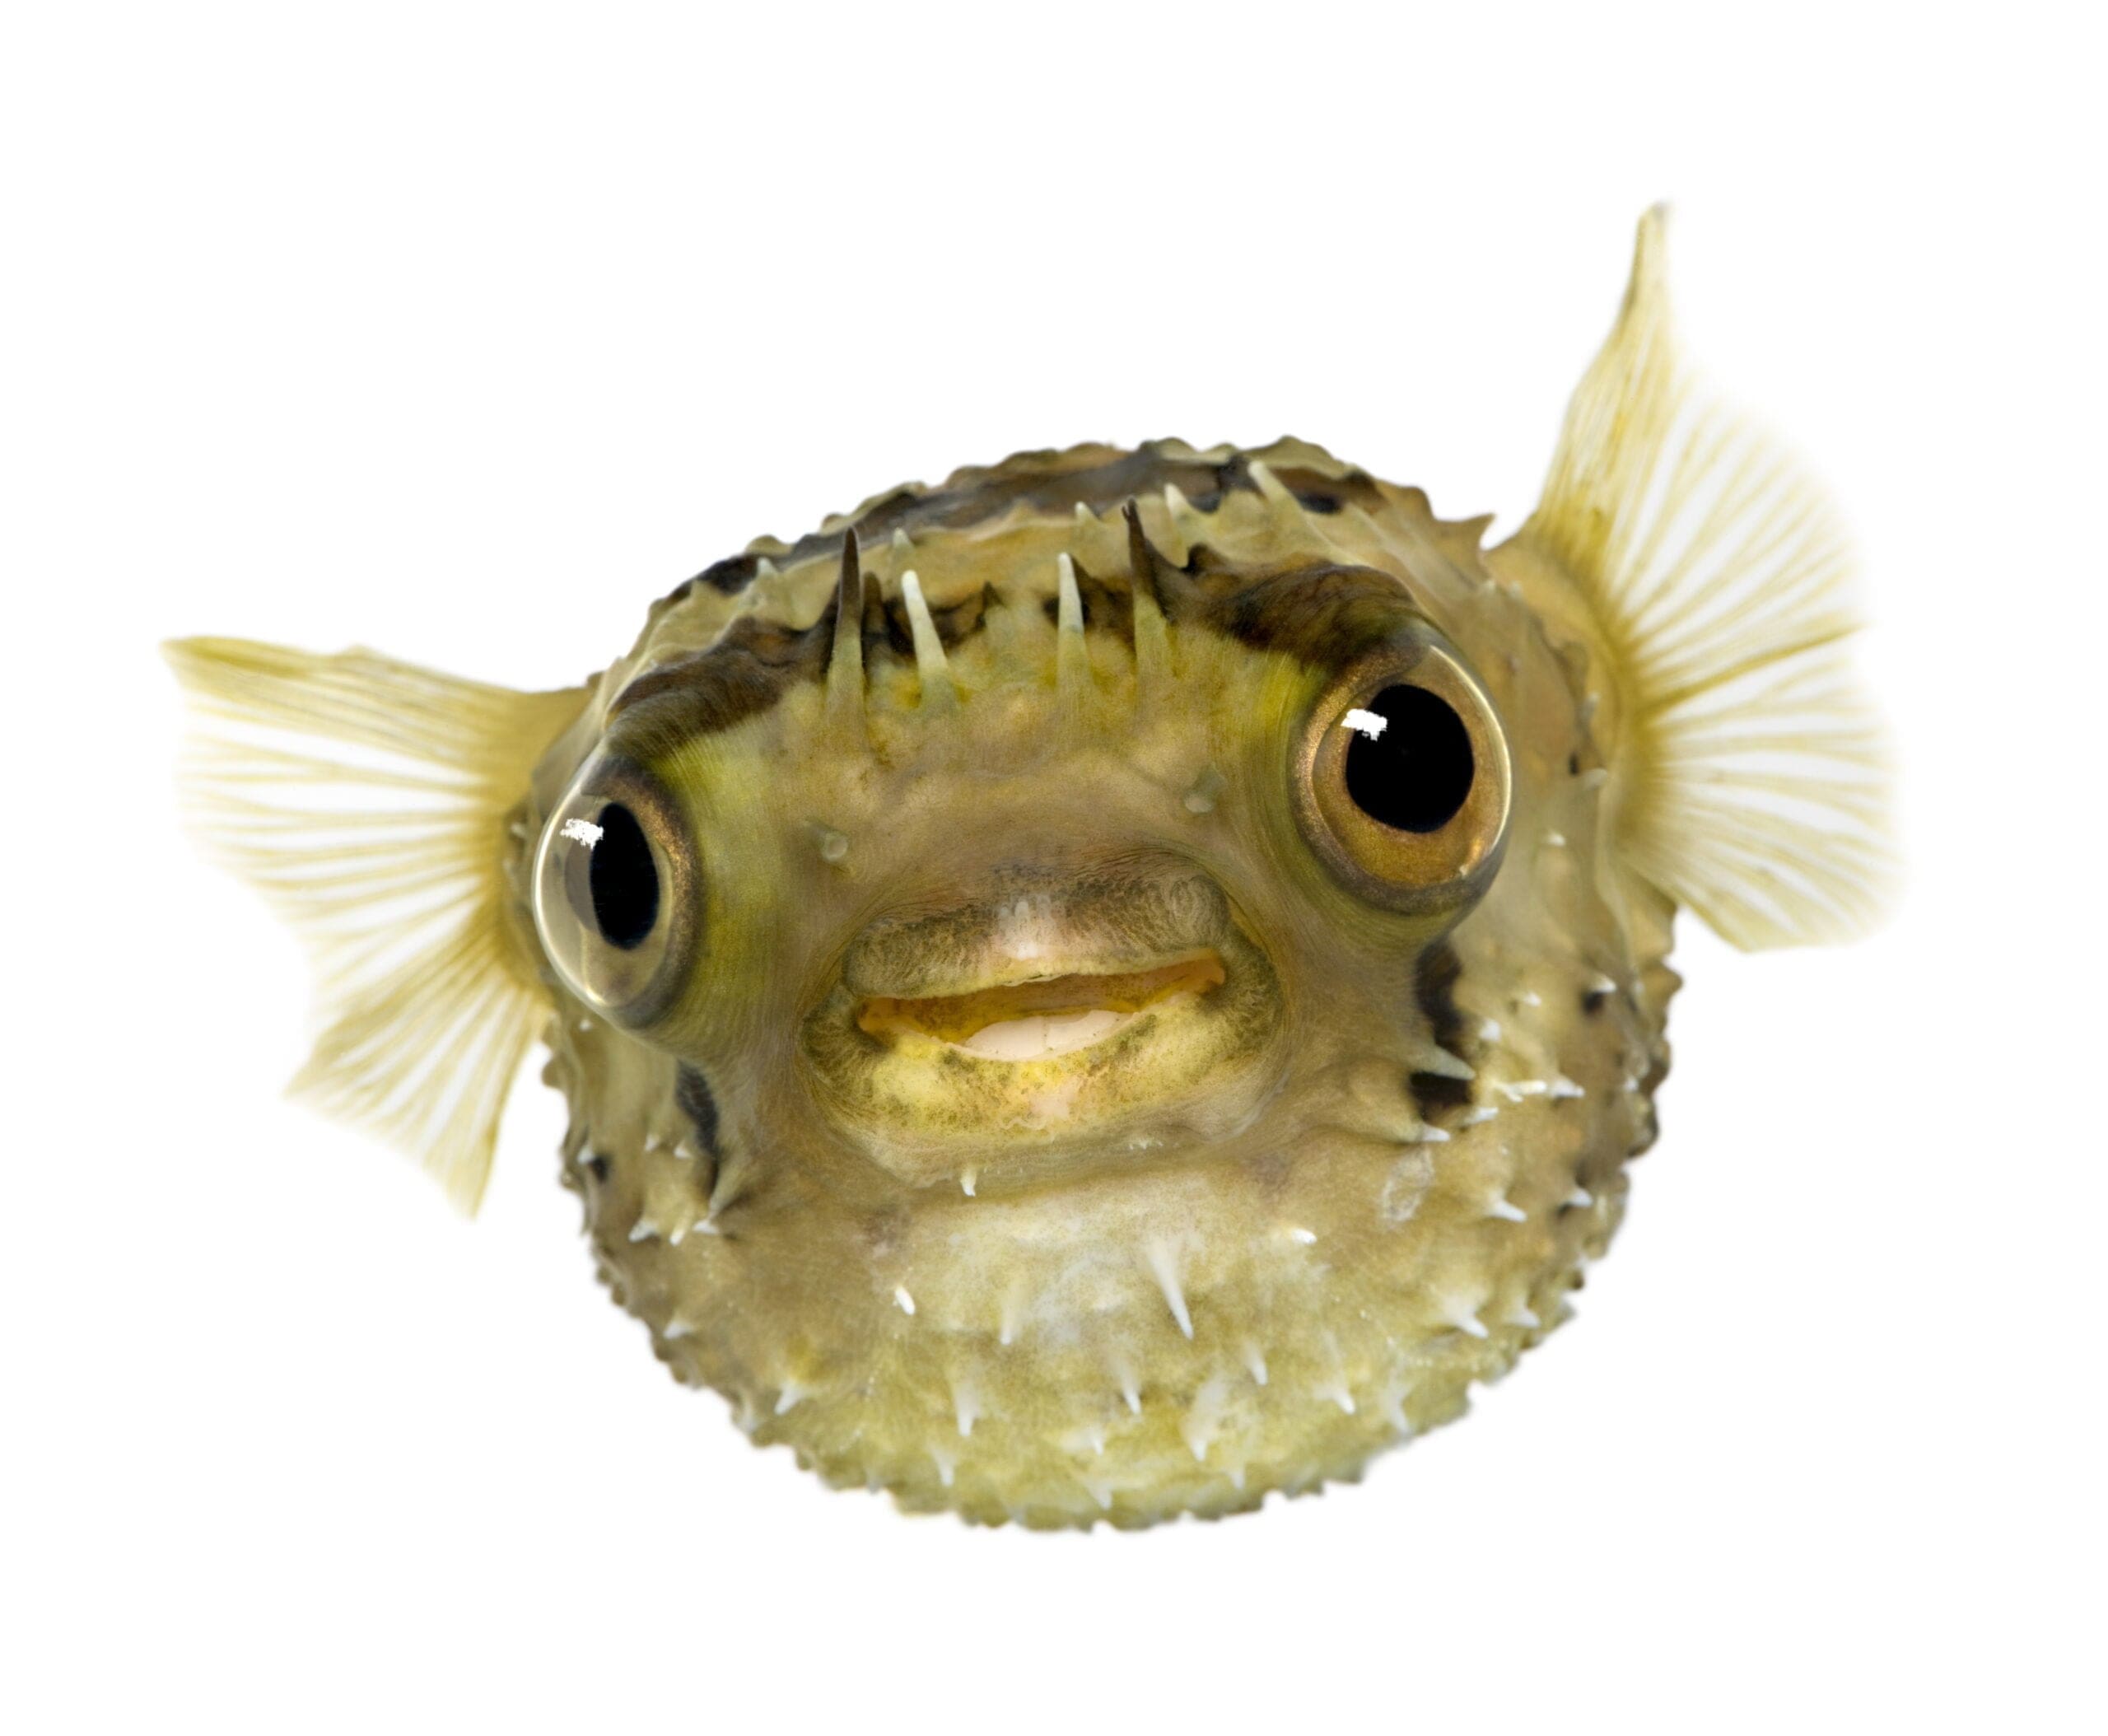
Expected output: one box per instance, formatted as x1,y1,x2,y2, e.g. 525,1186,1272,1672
166,637,587,1210
1513,210,1895,948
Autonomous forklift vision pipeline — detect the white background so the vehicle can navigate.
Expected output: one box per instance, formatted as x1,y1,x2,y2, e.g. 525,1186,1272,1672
4,5,2102,1732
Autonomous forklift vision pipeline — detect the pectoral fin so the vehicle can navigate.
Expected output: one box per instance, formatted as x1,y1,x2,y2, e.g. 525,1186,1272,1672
1506,208,1895,949
166,637,589,1210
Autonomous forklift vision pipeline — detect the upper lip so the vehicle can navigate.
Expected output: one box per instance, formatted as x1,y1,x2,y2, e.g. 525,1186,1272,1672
838,868,1234,1001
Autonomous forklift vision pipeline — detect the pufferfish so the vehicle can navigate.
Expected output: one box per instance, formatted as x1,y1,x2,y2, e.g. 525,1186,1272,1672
169,212,1891,1528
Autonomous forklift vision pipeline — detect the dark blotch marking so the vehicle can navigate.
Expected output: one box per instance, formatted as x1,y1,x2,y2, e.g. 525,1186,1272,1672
928,583,993,646
674,1063,721,1161
874,578,996,656
1408,942,1475,1121
1038,558,1134,642
696,553,765,595
1156,556,1425,670
867,581,916,660
674,1062,723,1202
860,561,898,656
608,609,832,742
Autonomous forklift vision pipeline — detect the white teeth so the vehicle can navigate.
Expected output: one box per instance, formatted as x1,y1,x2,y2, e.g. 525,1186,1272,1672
958,1008,1130,1060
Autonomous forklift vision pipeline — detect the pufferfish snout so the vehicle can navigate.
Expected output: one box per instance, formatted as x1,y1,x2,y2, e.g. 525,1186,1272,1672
169,212,1892,1528
818,859,1278,1188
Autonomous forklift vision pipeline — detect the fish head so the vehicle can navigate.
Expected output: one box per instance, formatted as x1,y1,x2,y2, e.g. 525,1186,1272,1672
531,513,1516,1202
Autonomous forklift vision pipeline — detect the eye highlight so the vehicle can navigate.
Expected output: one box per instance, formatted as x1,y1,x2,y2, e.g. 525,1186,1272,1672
534,759,697,1024
1294,634,1512,919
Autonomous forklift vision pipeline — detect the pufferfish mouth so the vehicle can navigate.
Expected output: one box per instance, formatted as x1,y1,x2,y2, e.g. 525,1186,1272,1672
804,866,1286,1188
855,952,1229,1060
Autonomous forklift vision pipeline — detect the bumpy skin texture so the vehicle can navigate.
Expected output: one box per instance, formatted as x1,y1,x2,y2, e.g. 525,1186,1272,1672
516,438,1674,1528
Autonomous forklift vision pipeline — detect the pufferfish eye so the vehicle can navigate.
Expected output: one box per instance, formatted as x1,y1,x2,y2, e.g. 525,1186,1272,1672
586,802,659,948
532,758,698,1024
1342,684,1478,833
1293,634,1513,918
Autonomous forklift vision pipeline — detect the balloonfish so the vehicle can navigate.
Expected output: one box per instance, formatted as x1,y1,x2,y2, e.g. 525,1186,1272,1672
169,212,1891,1528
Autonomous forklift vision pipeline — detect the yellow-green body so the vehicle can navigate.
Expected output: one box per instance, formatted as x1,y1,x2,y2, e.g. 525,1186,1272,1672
169,214,1889,1528
529,447,1667,1525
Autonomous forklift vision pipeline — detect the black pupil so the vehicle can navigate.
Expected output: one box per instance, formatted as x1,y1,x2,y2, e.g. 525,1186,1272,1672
588,802,659,949
1341,685,1476,833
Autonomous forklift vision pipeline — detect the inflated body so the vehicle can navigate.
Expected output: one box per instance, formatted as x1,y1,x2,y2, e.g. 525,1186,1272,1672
171,214,1890,1527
